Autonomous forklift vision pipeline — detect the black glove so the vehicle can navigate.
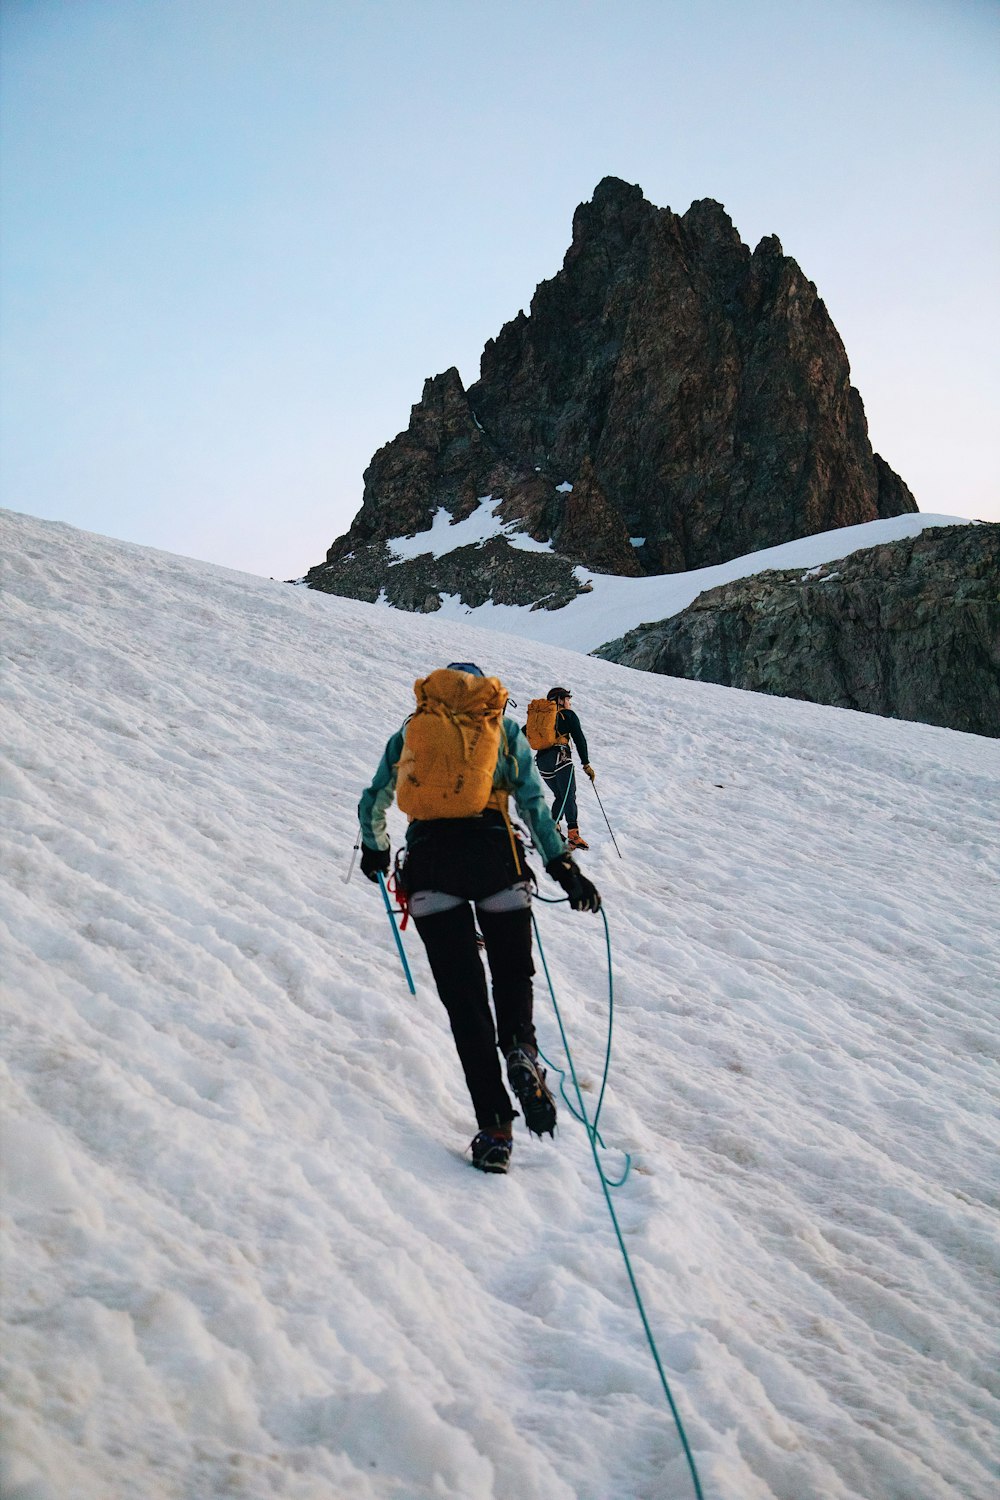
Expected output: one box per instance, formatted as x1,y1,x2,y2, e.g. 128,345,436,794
360,843,390,884
545,855,602,912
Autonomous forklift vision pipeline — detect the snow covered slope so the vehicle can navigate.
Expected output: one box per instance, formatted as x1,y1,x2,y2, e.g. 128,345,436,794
2,507,998,1500
362,507,968,654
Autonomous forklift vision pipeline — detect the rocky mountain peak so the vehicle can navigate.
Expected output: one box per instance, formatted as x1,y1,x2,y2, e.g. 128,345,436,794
567,175,654,260
681,196,742,243
305,178,916,613
406,367,475,448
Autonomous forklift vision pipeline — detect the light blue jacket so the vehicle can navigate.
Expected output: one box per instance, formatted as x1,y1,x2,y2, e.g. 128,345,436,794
359,716,568,866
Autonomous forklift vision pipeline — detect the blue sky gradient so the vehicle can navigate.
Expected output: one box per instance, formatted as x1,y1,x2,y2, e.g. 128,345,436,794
2,0,997,578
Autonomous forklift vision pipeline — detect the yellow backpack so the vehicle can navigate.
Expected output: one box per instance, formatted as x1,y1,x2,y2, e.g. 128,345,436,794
525,697,567,752
396,668,508,820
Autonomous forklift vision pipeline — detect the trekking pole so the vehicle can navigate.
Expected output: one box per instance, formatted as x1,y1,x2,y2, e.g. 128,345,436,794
377,871,416,994
342,829,362,884
590,778,623,859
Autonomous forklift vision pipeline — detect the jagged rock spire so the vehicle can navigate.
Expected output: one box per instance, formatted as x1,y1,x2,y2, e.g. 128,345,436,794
306,179,915,608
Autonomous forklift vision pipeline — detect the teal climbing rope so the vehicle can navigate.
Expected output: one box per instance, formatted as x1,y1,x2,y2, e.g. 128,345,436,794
533,892,630,1185
532,899,706,1500
544,761,576,829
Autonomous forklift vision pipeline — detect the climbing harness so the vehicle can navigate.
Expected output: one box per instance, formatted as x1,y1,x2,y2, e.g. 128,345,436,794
532,896,705,1500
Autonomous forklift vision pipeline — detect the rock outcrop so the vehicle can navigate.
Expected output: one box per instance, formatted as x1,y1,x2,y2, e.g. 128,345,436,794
593,524,1000,737
305,177,915,611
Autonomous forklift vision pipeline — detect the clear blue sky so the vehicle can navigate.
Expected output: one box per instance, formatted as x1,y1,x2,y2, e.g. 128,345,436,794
2,0,997,579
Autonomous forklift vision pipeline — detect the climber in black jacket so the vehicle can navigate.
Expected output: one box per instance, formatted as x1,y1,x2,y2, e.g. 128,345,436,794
533,687,596,851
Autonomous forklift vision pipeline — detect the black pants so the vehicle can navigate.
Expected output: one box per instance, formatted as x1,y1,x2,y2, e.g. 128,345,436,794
413,901,536,1129
538,755,578,827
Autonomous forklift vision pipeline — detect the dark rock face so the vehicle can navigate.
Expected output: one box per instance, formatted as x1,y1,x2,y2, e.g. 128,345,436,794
594,525,1000,738
305,176,915,609
326,534,589,615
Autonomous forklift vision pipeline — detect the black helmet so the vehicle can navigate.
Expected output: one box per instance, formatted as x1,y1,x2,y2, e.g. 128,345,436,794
547,686,571,701
446,661,485,677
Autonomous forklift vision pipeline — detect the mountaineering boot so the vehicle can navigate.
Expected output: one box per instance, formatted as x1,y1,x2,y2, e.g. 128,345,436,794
506,1048,557,1137
567,826,589,851
470,1129,513,1174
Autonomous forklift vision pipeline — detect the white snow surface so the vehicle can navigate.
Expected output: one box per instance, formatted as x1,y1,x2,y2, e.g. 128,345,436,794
2,507,998,1500
386,499,554,563
407,512,968,653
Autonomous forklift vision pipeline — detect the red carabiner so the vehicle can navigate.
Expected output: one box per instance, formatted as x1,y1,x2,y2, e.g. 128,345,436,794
387,866,411,930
